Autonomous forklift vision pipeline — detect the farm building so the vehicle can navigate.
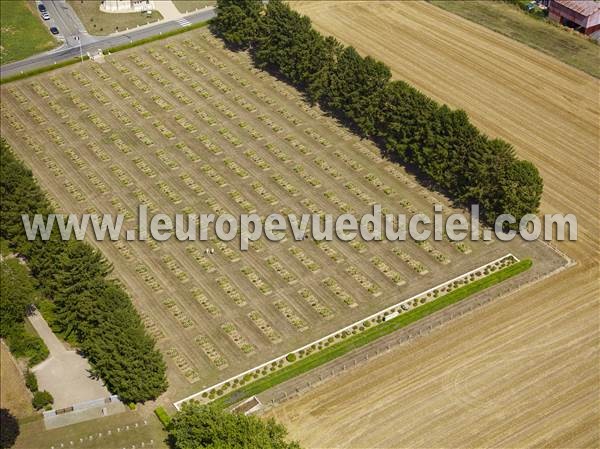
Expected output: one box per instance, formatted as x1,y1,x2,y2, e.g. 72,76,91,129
548,0,600,34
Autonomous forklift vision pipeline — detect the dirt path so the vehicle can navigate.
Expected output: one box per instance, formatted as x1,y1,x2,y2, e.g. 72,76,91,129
265,3,600,448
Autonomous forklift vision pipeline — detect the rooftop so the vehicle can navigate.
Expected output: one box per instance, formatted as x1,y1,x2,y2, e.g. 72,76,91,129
552,0,600,16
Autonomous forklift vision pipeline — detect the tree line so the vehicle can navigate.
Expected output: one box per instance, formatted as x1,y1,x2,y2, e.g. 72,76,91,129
0,140,167,404
0,256,49,367
212,0,543,224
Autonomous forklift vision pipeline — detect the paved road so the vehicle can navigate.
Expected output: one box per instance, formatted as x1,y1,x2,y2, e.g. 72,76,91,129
0,4,216,78
44,0,95,46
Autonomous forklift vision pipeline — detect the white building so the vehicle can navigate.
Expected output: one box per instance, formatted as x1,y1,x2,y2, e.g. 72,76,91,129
100,0,155,13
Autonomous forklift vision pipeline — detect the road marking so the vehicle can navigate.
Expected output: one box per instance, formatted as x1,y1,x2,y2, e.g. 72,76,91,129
176,18,192,27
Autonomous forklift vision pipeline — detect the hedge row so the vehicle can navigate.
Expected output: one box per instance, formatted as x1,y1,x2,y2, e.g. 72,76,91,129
0,140,167,403
212,0,543,224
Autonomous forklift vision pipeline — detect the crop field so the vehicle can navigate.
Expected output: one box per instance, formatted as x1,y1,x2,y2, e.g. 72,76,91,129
0,27,562,401
263,2,600,448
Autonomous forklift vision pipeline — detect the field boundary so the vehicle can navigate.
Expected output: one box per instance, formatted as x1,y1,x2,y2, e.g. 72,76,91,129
174,253,525,409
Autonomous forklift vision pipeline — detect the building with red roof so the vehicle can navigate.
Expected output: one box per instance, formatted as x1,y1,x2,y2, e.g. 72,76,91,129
548,0,600,34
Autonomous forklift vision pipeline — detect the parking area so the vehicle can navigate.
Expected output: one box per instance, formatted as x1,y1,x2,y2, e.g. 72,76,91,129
28,310,110,409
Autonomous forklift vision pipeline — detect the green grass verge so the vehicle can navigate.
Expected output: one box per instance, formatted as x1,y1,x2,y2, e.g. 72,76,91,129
154,406,171,428
106,19,209,54
215,259,532,407
0,0,59,65
0,20,210,84
430,1,600,78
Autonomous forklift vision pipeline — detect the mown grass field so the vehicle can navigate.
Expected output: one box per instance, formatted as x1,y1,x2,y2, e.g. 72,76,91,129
430,0,600,78
0,26,555,403
0,0,58,65
14,407,168,449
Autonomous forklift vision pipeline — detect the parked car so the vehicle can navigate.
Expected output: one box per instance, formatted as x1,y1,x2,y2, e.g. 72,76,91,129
50,27,59,35
38,3,46,13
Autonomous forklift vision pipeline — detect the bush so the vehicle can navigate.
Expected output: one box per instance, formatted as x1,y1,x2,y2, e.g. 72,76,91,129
24,370,37,393
6,326,48,367
32,391,53,410
168,402,300,449
154,406,171,428
286,353,296,363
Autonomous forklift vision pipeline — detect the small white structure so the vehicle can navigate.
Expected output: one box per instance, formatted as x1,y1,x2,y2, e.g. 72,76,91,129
100,0,155,13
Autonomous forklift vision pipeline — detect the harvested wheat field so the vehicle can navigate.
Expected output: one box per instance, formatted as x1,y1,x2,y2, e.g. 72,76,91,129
264,2,600,447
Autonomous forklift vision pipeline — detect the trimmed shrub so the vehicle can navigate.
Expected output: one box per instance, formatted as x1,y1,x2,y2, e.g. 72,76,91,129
286,353,297,363
32,391,53,410
154,406,171,428
25,370,38,393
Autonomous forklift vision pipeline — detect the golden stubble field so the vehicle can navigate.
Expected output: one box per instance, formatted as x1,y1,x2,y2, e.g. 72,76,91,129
265,2,599,448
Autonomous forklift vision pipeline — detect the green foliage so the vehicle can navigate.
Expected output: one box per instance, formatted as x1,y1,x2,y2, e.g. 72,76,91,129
0,256,48,366
285,353,296,363
0,0,58,65
5,325,48,367
212,0,262,49
154,406,171,428
214,0,543,223
31,391,53,410
25,370,38,393
0,258,36,337
324,46,391,136
0,140,167,403
168,402,301,449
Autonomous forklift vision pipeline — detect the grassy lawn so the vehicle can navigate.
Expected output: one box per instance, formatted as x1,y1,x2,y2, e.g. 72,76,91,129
430,1,600,78
0,0,58,65
172,0,215,14
67,0,163,36
215,259,533,406
14,408,168,449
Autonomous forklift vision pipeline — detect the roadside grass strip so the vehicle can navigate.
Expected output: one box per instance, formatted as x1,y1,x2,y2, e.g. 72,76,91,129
175,257,532,408
1,21,210,84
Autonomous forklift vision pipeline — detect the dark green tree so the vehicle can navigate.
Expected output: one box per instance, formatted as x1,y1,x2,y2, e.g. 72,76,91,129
0,258,36,337
0,142,167,403
0,139,50,254
324,46,391,136
31,391,53,410
168,402,301,449
212,0,262,49
0,409,19,449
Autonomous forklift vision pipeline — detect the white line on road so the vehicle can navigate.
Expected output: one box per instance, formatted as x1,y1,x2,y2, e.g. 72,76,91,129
176,18,192,27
